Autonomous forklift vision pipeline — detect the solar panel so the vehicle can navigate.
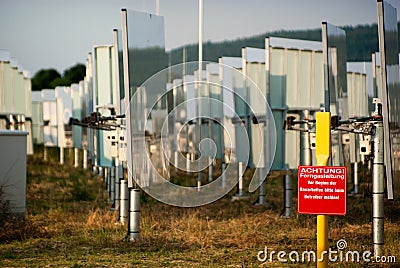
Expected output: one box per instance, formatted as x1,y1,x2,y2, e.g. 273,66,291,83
31,91,44,144
121,9,168,188
219,57,241,162
322,22,348,119
377,0,400,199
41,89,58,147
55,86,72,149
72,83,82,149
207,63,224,160
322,22,349,166
93,45,118,167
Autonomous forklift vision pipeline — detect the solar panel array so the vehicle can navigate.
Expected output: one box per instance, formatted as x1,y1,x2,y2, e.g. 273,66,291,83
1,1,399,225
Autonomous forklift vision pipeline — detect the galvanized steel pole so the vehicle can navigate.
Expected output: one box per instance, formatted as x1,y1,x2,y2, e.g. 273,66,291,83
256,168,267,205
301,110,312,166
119,179,129,223
74,148,79,167
208,156,213,182
353,161,359,194
110,166,115,203
282,174,292,218
60,147,64,165
372,120,384,257
113,158,120,211
128,188,140,241
83,149,88,169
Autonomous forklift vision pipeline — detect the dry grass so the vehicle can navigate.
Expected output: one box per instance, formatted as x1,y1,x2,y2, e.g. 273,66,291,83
0,145,399,267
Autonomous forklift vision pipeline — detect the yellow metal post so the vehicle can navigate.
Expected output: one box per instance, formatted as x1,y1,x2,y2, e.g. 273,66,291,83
316,112,330,268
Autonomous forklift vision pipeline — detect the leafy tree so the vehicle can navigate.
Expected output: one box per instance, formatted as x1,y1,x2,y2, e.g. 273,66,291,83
31,68,61,91
63,63,86,85
31,63,86,91
49,77,70,88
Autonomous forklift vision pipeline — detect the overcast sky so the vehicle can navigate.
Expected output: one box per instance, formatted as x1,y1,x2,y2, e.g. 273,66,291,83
0,0,399,75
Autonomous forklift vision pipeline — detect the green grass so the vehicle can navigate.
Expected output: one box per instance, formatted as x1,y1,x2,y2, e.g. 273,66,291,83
0,145,399,267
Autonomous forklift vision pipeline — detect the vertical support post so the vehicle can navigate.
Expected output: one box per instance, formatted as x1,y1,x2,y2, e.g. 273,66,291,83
9,115,15,130
128,188,140,241
238,162,244,196
198,0,203,67
106,168,111,195
74,148,79,168
98,166,103,177
197,159,202,191
110,166,115,203
301,110,312,166
372,121,384,258
282,174,292,218
221,162,226,188
186,153,190,173
208,156,213,182
60,147,64,165
174,151,179,171
316,112,330,268
93,139,98,173
120,179,129,223
113,158,120,210
232,162,248,200
353,162,359,194
197,0,203,193
256,168,267,205
155,0,160,15
83,149,88,169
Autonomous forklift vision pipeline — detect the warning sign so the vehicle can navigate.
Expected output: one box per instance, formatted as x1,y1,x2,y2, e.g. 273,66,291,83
297,166,346,216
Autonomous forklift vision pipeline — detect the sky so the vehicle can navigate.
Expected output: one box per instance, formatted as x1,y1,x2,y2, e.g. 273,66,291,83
0,0,400,76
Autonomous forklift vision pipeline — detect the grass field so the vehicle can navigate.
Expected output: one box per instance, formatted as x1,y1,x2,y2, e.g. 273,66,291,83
0,146,399,267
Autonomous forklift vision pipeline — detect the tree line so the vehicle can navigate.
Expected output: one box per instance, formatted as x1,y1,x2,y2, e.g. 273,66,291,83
168,22,399,65
32,63,86,91
32,22,399,91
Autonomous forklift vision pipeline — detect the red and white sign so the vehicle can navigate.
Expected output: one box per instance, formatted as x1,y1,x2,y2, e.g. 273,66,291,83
297,166,347,216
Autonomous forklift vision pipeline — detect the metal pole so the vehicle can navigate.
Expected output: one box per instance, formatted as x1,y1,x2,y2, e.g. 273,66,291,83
120,179,129,223
238,162,244,196
9,114,15,130
221,162,226,188
232,162,249,200
282,174,293,218
110,166,115,203
197,158,202,191
128,188,140,241
353,162,359,194
155,0,160,15
60,147,64,165
106,168,111,195
98,166,103,177
186,153,190,172
113,158,120,211
175,151,179,171
93,139,98,174
256,168,267,205
74,148,79,168
198,0,203,69
372,120,384,258
196,0,203,192
208,156,213,182
83,149,88,169
301,110,312,166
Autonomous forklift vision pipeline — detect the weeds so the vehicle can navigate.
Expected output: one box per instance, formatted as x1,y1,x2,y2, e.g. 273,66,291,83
0,145,399,267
